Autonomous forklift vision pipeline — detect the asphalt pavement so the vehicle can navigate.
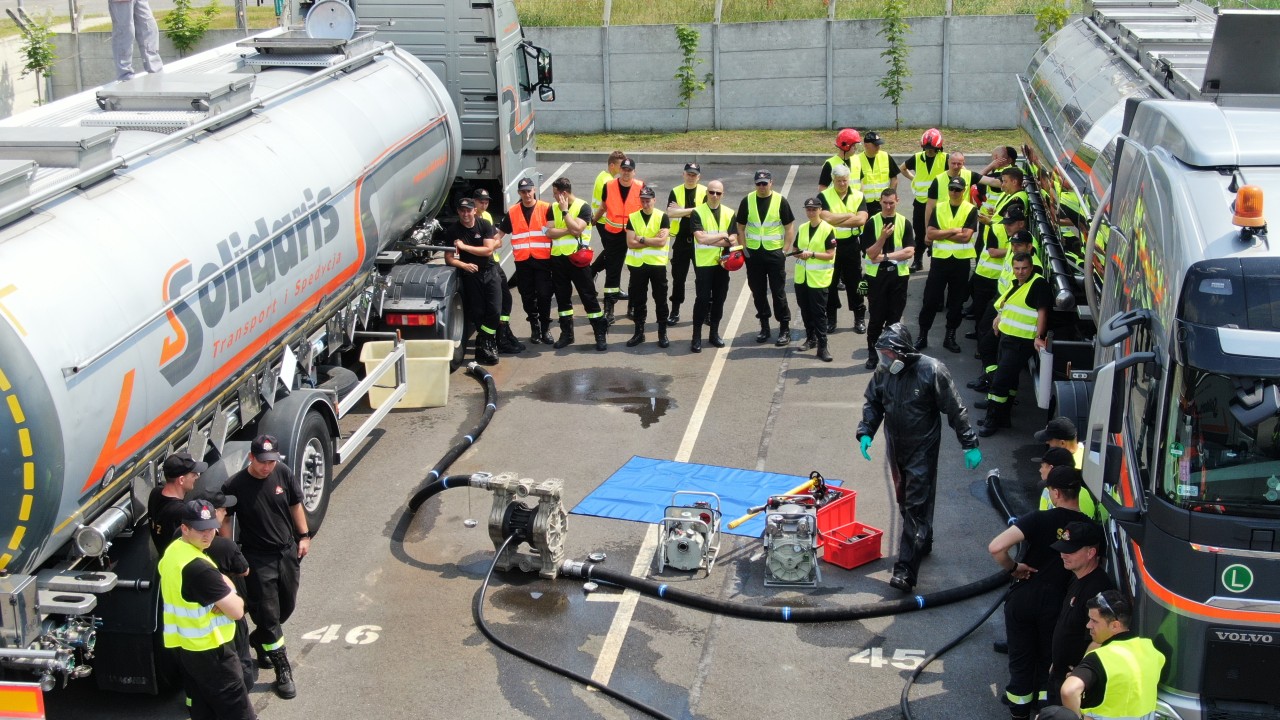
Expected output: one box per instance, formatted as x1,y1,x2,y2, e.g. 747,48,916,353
47,159,1049,720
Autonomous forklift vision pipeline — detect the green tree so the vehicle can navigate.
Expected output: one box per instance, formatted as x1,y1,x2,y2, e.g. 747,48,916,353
1034,1,1071,43
18,15,57,105
163,0,222,57
877,0,912,131
673,24,713,133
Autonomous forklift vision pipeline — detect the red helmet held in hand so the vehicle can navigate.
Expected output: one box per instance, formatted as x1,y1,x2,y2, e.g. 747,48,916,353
836,128,862,152
569,244,594,268
720,249,745,272
921,128,944,150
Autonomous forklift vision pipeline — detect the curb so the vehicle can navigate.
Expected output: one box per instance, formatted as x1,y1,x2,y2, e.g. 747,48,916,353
539,150,994,170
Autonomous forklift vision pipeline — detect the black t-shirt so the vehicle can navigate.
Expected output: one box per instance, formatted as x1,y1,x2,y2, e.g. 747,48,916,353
442,218,497,269
903,153,944,175
1000,275,1053,311
625,210,670,234
818,156,854,188
688,205,735,236
1051,566,1114,679
1069,630,1141,709
666,186,703,243
861,215,913,255
205,535,250,599
148,488,185,554
734,193,795,228
180,552,232,606
223,464,303,555
1012,507,1091,594
926,203,979,232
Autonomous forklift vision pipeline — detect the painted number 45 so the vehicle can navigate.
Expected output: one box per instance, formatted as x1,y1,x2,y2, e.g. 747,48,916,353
301,624,381,645
849,648,925,670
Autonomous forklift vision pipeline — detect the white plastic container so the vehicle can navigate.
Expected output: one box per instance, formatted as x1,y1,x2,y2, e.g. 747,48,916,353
359,339,452,409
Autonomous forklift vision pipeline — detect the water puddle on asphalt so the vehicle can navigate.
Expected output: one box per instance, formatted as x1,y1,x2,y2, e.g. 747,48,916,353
525,368,674,428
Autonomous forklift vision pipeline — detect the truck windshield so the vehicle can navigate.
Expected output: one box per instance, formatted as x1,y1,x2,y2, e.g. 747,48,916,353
1162,366,1280,518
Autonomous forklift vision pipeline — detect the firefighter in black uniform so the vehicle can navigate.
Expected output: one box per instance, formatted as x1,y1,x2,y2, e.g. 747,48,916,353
979,252,1050,436
624,186,672,348
665,162,706,325
689,178,737,352
473,188,524,354
819,164,869,335
857,323,981,592
444,197,502,365
916,176,978,353
544,176,608,351
861,189,914,370
988,466,1091,720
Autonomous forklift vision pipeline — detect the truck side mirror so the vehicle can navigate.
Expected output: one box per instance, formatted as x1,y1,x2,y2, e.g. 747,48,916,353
538,86,555,103
1098,308,1152,347
536,47,553,87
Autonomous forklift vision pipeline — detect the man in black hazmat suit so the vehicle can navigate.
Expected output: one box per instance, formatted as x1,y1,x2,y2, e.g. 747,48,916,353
856,322,981,592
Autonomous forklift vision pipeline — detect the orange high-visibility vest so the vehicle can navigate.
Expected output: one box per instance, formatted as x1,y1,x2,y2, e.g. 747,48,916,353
602,179,645,232
507,201,552,260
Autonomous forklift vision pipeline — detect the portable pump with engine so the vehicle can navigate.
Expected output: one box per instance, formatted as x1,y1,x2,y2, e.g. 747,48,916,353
761,494,821,587
656,491,723,574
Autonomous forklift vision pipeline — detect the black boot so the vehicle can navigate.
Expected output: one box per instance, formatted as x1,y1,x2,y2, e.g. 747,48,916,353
667,302,680,325
553,317,575,349
256,649,272,670
775,322,790,347
690,325,703,353
475,333,499,366
538,318,555,346
590,317,608,352
853,306,867,334
915,333,929,351
755,319,771,343
603,297,616,327
626,322,646,347
943,328,962,353
497,322,525,354
827,317,837,334
528,318,543,344
266,648,297,699
708,324,725,348
804,331,817,350
817,339,833,362
657,322,670,349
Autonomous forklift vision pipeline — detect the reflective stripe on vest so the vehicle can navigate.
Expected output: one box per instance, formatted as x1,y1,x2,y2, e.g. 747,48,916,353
1083,637,1165,719
794,221,835,288
694,204,734,268
825,154,861,191
995,274,1043,338
931,201,976,259
159,540,236,652
670,184,707,236
859,152,891,197
911,151,948,201
745,193,785,251
862,214,910,277
820,186,865,239
551,199,592,255
592,170,613,212
977,215,1012,279
626,210,668,266
603,179,644,231
507,201,552,261
998,244,1043,296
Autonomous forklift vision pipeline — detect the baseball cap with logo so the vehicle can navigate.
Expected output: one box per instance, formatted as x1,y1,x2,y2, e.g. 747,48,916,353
181,499,222,531
803,197,822,209
1035,417,1078,442
863,131,883,145
458,197,476,209
517,177,536,190
1041,465,1083,490
1032,446,1075,467
472,188,490,201
195,490,238,510
1010,230,1035,247
252,434,282,462
638,186,656,199
619,158,636,171
1051,520,1104,554
753,170,772,184
948,176,966,191
684,162,701,174
1000,205,1027,224
162,451,208,479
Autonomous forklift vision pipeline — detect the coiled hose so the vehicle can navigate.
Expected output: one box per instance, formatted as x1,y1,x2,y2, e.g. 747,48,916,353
406,362,497,513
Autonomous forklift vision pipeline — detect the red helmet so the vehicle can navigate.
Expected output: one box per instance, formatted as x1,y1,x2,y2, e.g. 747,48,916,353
720,249,745,272
836,128,862,152
921,128,944,150
569,245,594,268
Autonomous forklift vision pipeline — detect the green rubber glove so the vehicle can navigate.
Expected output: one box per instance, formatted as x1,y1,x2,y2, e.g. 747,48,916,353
964,447,982,470
857,279,869,296
859,436,873,461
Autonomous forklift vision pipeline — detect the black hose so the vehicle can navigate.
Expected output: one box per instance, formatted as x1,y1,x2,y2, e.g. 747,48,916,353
475,536,677,720
987,468,1019,526
406,362,497,513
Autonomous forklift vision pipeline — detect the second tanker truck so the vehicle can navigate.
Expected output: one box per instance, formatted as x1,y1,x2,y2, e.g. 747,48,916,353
0,0,550,696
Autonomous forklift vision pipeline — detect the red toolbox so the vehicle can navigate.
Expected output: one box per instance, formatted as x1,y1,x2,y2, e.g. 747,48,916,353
815,487,856,549
819,521,883,569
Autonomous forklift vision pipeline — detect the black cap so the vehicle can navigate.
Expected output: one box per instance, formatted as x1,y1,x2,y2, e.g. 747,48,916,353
803,197,822,209
863,131,883,145
458,197,476,209
1033,446,1076,468
1035,417,1078,442
1051,520,1104,554
619,158,635,171
1010,229,1034,246
948,176,966,191
684,162,701,174
472,189,490,201
753,170,772,184
162,452,207,479
194,490,237,510
1041,465,1083,490
1000,205,1027,223
251,434,282,462
181,499,222,531
517,177,536,190
638,186,656,199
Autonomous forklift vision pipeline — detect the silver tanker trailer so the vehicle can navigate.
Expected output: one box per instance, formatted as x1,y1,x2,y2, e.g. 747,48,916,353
0,0,551,695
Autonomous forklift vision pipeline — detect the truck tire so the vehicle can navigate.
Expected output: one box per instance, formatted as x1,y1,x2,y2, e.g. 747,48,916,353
295,411,334,534
446,292,471,372
316,364,360,400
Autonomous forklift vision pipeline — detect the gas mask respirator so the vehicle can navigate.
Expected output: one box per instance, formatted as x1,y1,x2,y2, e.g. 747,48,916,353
877,350,905,375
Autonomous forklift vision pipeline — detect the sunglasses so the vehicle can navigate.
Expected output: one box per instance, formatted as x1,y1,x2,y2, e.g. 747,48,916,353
707,191,723,196
755,182,769,186
1094,592,1114,617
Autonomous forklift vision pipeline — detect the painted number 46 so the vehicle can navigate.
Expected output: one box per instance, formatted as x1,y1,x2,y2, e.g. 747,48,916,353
849,648,925,670
301,624,381,645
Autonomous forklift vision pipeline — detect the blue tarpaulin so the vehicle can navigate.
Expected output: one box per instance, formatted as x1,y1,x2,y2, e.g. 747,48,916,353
571,456,841,537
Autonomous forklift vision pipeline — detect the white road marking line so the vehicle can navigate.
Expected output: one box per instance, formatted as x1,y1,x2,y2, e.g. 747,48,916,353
541,163,572,193
590,523,659,685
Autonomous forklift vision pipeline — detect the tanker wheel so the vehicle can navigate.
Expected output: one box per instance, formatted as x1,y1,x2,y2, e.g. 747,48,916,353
447,292,472,372
296,411,333,534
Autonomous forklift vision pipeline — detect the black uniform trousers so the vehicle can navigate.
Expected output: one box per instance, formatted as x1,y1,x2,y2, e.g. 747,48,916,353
1004,580,1061,713
795,283,829,345
989,333,1036,404
513,257,553,328
668,236,695,307
178,642,256,720
825,237,865,325
596,227,628,295
866,265,909,351
243,547,300,653
744,247,791,323
886,434,941,584
499,266,514,320
626,263,669,326
970,273,998,339
978,305,1000,372
692,264,729,329
912,200,930,259
460,264,503,335
550,255,602,317
918,256,971,337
